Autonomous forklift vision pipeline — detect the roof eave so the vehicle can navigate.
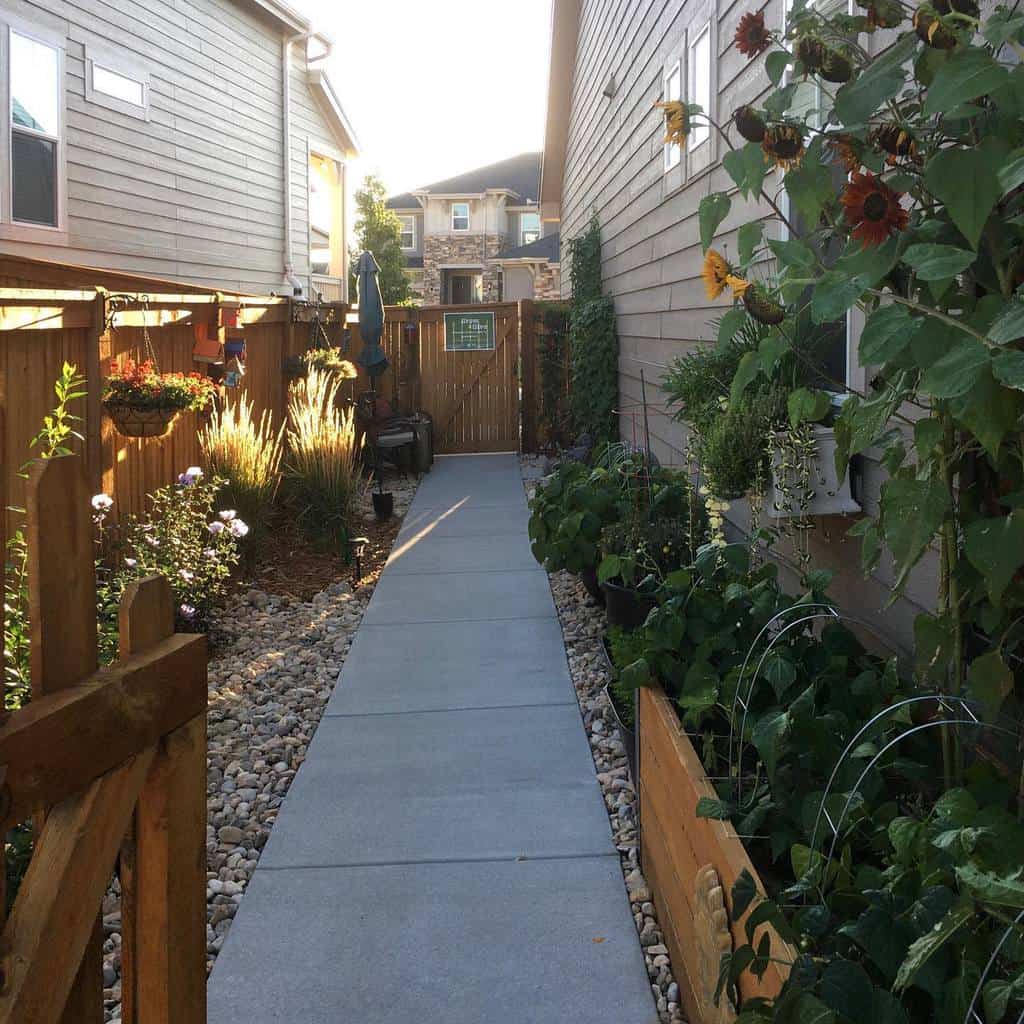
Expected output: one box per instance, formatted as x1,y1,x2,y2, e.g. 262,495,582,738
540,0,582,215
241,0,310,33
306,69,361,158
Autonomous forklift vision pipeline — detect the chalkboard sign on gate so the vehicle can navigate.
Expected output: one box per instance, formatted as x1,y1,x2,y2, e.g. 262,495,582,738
444,311,496,351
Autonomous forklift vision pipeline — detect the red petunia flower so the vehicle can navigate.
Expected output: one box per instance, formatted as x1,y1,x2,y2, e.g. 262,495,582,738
734,10,772,58
840,172,908,247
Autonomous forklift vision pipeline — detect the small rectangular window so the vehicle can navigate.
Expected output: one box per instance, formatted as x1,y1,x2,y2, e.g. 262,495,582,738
663,61,682,171
92,64,145,106
10,29,61,227
689,24,711,150
399,215,416,249
451,201,470,231
520,212,540,246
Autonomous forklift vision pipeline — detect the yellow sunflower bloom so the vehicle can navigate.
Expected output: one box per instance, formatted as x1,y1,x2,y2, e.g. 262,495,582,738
726,275,750,298
702,250,731,301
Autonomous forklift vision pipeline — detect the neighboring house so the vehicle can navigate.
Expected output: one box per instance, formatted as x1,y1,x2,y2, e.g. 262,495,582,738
0,0,359,298
386,152,559,305
490,231,561,302
541,0,926,650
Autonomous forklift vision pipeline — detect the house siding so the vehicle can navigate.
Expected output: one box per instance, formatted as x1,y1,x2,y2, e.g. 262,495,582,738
0,0,341,294
558,0,935,652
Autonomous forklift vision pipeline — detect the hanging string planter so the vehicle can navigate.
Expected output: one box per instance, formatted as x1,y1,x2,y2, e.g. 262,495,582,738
104,299,218,438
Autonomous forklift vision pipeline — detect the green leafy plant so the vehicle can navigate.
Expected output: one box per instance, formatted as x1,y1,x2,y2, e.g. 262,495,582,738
568,214,618,445
535,302,572,448
607,625,648,728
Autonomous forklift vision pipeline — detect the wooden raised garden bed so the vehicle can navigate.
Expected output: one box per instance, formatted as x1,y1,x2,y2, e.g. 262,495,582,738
638,685,789,1024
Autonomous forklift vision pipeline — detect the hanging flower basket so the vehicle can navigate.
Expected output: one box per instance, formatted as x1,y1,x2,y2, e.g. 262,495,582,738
104,403,180,438
103,358,217,439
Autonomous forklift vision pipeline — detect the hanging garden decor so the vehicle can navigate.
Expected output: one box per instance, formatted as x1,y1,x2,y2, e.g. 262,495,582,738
103,357,217,437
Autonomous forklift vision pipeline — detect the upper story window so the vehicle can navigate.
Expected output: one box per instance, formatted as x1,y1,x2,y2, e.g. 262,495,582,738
688,24,711,150
85,47,149,120
663,60,682,172
451,201,470,231
399,215,416,250
10,28,61,228
520,212,540,246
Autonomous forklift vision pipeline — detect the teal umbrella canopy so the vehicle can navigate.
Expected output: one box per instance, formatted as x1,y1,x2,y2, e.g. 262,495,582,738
356,251,389,379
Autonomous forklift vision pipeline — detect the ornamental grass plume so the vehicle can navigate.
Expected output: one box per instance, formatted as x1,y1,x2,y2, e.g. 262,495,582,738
199,394,285,548
284,368,365,546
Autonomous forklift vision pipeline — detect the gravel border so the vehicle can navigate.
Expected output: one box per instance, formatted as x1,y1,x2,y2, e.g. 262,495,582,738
523,458,686,1024
101,477,419,1022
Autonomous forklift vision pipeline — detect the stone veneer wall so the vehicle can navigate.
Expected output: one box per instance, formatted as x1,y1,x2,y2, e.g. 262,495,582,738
422,234,507,304
534,263,561,301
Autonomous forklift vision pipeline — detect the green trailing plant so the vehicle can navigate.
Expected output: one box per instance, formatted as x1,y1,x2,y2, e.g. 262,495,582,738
535,302,572,448
606,625,648,728
568,214,618,444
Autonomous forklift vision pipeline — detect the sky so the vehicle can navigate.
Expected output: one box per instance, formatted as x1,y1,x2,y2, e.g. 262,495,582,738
294,0,552,200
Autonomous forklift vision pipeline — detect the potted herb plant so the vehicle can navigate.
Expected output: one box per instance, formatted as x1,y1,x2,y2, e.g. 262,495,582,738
103,358,217,438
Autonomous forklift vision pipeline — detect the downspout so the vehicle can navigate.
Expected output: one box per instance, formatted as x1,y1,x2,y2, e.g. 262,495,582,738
281,29,333,296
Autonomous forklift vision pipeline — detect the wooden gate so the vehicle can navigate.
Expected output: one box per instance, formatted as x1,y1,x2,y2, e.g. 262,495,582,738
415,303,521,454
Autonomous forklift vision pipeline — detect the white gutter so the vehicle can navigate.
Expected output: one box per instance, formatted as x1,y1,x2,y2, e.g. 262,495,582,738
281,30,332,296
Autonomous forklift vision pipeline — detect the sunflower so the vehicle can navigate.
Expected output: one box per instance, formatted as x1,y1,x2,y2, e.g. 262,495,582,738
733,105,767,143
762,124,805,170
742,283,786,324
870,124,919,164
734,10,772,57
861,0,904,28
656,100,690,148
703,250,732,301
820,49,854,83
726,275,751,298
795,35,829,74
840,172,908,247
913,7,957,48
825,132,862,173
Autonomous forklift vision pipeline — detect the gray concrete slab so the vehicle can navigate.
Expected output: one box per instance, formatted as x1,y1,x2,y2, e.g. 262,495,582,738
259,705,613,867
411,455,528,511
362,569,555,625
386,532,540,574
324,618,574,714
207,857,659,1024
398,504,530,540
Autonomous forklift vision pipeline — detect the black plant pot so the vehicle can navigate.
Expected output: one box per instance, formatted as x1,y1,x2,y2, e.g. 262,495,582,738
579,564,606,606
600,580,656,631
372,491,394,521
600,636,638,781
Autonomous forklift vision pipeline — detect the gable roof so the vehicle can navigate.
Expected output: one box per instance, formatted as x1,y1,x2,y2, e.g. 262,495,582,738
387,152,542,209
494,232,560,264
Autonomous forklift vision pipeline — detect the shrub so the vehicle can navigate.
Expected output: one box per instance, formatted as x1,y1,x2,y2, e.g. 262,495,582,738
95,468,245,633
303,348,358,378
568,215,618,445
284,369,364,546
199,394,285,548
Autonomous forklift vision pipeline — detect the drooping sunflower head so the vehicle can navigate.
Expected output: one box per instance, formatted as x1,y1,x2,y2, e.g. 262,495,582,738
703,250,733,301
742,283,786,325
734,10,772,57
859,0,903,28
795,34,829,73
913,6,957,48
869,124,919,163
934,0,979,18
762,124,806,170
733,105,767,143
726,275,751,298
820,48,854,83
825,132,862,173
840,172,909,247
655,100,690,149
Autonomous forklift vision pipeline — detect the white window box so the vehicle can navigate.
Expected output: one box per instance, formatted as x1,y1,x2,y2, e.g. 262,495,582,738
767,425,860,518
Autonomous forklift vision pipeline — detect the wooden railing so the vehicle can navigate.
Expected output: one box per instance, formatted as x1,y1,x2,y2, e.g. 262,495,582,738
0,455,208,1023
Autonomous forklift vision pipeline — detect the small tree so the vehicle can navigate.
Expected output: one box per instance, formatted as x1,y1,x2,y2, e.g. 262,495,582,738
349,175,410,305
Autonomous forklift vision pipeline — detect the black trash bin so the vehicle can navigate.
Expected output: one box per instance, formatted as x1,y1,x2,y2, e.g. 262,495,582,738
411,412,433,473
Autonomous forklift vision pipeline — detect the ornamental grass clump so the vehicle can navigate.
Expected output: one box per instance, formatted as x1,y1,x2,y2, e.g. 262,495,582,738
199,394,285,548
285,368,364,546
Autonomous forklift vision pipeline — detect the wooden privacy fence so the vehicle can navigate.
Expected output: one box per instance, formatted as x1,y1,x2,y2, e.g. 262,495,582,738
0,455,207,1023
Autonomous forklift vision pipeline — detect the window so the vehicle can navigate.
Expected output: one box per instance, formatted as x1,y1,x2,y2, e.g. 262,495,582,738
451,202,470,231
84,47,149,119
663,60,682,171
93,64,144,106
399,215,416,250
520,212,540,246
10,29,61,227
689,24,711,150
308,149,344,282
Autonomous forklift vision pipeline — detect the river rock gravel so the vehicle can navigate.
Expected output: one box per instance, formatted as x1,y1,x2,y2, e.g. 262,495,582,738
101,477,417,1022
522,456,687,1024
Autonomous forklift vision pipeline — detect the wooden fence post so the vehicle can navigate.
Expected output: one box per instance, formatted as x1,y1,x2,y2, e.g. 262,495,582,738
86,292,105,497
520,300,537,453
118,577,207,1024
26,455,104,1023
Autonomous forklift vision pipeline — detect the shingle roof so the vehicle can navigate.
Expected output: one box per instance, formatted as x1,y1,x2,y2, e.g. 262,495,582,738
387,152,542,209
495,232,560,263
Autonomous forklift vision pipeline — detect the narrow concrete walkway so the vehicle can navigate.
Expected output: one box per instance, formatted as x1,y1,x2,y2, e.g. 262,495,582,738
208,454,656,1023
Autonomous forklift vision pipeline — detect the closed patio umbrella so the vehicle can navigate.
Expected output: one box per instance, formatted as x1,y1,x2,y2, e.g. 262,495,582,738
356,251,389,380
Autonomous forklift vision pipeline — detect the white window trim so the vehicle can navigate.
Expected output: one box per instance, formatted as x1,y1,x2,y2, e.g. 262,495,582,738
306,138,348,300
688,22,712,152
84,44,150,121
662,58,683,173
451,201,471,232
398,214,417,251
1,15,68,243
684,10,717,180
519,212,540,246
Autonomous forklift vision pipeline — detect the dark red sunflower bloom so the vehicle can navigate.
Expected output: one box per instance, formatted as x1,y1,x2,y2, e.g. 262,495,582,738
840,172,908,247
734,11,771,57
